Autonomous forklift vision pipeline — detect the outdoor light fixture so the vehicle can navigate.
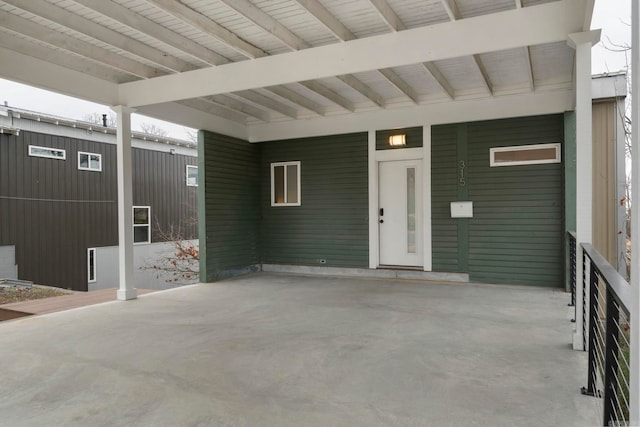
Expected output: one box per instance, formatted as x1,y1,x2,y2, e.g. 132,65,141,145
389,134,406,146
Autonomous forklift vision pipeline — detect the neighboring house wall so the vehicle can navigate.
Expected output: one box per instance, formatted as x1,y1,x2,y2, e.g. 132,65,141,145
90,240,199,291
592,101,618,267
0,246,17,279
0,127,197,291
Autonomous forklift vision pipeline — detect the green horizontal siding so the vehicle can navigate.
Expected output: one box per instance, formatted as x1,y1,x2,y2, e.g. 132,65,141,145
376,127,422,150
431,125,459,272
467,115,564,287
261,133,368,268
432,115,564,287
199,131,260,281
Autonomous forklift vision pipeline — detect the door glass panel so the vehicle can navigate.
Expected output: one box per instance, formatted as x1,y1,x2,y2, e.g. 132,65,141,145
286,164,298,204
274,166,285,204
407,167,416,253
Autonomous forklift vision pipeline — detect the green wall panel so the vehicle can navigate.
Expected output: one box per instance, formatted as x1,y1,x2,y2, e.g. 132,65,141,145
199,131,260,282
432,115,564,287
431,125,459,272
376,126,422,150
466,115,564,287
260,133,369,267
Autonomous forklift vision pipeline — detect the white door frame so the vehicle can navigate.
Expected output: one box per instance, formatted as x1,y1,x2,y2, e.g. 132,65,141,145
368,127,432,271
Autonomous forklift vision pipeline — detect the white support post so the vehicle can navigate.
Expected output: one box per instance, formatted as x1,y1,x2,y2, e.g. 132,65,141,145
629,0,639,423
423,124,432,272
568,30,600,351
112,105,137,301
368,129,378,269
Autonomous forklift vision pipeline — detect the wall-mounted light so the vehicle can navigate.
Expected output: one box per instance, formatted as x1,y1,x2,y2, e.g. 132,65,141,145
388,134,406,147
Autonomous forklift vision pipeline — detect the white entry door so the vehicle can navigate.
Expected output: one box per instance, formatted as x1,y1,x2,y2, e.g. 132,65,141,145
379,159,423,267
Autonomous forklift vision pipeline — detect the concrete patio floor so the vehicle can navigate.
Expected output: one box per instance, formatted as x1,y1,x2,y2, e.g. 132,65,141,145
0,273,596,427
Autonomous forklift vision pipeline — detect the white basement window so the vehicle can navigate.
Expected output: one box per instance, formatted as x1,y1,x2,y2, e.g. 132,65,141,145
490,143,561,167
186,165,198,187
78,151,102,171
28,145,66,160
87,248,96,283
271,161,301,206
133,206,151,244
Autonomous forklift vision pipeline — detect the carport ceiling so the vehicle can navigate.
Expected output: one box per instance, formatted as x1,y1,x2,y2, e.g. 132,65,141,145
0,0,592,133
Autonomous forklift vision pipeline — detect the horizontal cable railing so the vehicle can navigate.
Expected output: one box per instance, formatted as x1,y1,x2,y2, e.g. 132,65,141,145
580,243,632,427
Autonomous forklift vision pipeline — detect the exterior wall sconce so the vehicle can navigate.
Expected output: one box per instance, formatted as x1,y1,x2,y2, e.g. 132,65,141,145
388,134,406,146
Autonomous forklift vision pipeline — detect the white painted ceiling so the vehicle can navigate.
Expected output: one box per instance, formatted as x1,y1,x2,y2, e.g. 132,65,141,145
0,0,592,133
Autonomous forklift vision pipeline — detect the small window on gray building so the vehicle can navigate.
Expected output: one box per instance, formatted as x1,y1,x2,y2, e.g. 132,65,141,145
186,165,198,187
28,145,66,160
78,151,102,171
133,206,151,244
271,161,301,206
87,248,96,283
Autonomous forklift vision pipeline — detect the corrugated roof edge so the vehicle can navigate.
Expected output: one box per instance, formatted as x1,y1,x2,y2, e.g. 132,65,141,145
0,106,197,149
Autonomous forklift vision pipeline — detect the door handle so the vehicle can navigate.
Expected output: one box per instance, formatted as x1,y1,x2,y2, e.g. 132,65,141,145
379,208,384,216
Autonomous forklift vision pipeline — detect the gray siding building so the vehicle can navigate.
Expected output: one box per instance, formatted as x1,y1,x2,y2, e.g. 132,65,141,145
0,107,197,291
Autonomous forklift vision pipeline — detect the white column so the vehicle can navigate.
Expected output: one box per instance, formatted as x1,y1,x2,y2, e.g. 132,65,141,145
112,105,137,301
368,129,378,269
568,30,600,351
629,0,639,422
423,124,432,272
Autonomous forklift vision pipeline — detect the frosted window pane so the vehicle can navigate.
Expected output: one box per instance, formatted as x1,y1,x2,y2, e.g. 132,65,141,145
274,166,285,204
286,164,298,204
407,168,416,253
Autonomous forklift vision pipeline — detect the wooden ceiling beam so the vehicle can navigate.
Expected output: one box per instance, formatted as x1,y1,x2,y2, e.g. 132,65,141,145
145,0,266,59
234,90,298,119
423,62,455,99
367,0,406,31
298,81,355,112
72,0,228,66
2,0,193,73
0,10,161,79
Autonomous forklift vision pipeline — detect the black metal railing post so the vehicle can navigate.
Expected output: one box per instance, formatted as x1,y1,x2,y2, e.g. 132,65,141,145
583,250,589,350
602,287,620,425
582,256,599,397
569,231,577,308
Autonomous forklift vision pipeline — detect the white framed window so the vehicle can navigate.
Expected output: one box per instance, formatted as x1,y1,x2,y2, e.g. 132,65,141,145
271,161,301,206
28,145,66,160
78,151,102,171
87,248,97,283
186,165,198,187
133,206,151,244
490,143,561,167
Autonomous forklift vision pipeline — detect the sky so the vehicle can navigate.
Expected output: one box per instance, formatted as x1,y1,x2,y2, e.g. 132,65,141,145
0,0,632,139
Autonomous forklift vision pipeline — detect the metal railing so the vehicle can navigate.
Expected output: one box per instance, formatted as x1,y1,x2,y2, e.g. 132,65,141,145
569,231,577,308
579,243,632,426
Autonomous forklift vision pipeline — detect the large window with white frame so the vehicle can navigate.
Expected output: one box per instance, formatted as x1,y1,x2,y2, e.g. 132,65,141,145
87,248,97,283
489,143,561,167
78,151,102,171
186,165,198,186
271,161,301,206
28,145,66,160
133,206,151,244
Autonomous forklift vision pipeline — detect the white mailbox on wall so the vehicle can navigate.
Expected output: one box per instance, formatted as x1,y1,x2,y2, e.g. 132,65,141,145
450,201,473,218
